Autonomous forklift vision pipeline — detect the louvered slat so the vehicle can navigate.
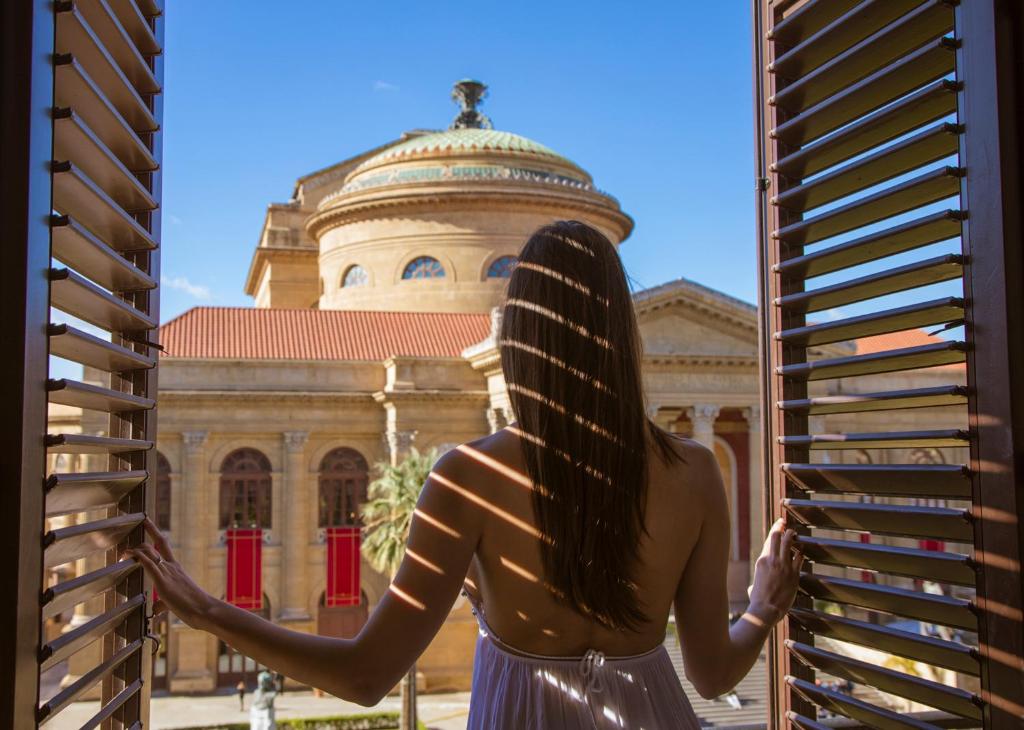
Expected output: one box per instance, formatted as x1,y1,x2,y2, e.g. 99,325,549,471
770,0,929,80
50,268,157,332
785,712,832,730
45,433,153,454
772,37,957,147
49,323,155,372
45,470,147,516
107,0,160,56
53,111,156,211
780,385,967,415
55,4,157,131
778,340,967,380
774,124,961,213
43,513,144,568
77,0,160,94
787,640,982,720
768,0,862,44
40,594,144,671
796,535,974,586
37,640,142,724
775,166,962,246
800,574,977,631
42,560,139,620
54,58,156,170
47,378,155,412
51,164,157,249
775,255,963,314
771,0,955,115
780,428,968,450
775,210,963,280
786,676,946,730
51,216,155,293
784,463,972,498
785,499,972,541
789,608,978,675
776,297,963,347
773,80,960,180
80,679,144,730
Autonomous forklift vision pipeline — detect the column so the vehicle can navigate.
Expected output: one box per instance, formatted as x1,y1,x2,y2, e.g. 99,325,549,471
386,429,417,465
686,404,720,452
486,407,506,434
180,431,209,584
281,431,310,622
745,405,764,567
171,430,215,692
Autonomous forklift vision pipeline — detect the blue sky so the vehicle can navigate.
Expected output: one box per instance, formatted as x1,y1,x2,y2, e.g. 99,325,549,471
157,1,758,322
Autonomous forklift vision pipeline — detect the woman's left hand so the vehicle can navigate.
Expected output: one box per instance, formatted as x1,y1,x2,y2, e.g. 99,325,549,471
124,517,217,630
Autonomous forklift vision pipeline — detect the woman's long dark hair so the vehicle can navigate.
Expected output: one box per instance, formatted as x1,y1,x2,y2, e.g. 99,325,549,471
499,220,680,631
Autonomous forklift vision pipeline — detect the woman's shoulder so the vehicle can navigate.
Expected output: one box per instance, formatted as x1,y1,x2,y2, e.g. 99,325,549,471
651,432,728,510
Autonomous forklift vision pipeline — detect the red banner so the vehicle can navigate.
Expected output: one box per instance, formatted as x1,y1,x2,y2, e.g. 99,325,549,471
227,528,262,610
326,527,361,607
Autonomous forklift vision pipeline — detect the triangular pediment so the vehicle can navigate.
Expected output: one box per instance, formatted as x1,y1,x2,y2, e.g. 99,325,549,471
634,278,758,358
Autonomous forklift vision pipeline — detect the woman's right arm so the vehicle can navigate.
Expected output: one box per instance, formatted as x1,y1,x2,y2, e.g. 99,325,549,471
673,446,802,699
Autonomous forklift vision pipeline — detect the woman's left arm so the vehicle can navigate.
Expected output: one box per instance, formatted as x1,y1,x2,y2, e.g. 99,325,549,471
129,449,483,706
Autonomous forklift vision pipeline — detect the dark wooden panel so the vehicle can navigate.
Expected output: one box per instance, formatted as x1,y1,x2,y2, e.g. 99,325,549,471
775,166,962,246
781,427,968,450
780,385,967,415
775,210,963,280
796,535,975,586
47,378,154,413
42,513,144,568
49,323,155,372
787,676,948,730
51,216,155,292
800,574,978,630
776,297,963,347
787,640,983,719
784,498,973,541
776,255,963,314
45,470,147,516
40,594,144,671
789,608,979,675
778,340,967,381
772,0,955,114
42,560,139,620
785,463,972,498
36,640,142,724
773,37,958,147
774,80,960,180
774,124,961,213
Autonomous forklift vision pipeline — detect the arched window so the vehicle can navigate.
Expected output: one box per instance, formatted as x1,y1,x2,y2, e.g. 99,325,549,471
342,265,368,288
219,448,273,529
319,448,369,527
402,256,445,280
155,451,172,531
487,255,517,278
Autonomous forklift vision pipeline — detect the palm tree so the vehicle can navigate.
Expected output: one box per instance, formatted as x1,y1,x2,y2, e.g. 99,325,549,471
361,447,437,730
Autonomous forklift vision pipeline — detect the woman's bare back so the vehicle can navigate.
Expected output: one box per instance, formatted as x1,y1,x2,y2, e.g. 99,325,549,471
460,426,717,657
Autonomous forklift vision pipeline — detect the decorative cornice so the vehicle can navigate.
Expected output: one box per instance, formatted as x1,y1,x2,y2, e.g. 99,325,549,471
160,390,378,404
306,188,633,242
372,389,490,405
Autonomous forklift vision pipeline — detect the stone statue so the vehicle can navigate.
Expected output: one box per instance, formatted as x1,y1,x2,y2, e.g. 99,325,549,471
449,79,492,130
249,670,277,730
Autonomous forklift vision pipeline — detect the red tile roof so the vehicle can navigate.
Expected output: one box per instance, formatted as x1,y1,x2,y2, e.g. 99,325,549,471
160,307,491,361
853,329,948,355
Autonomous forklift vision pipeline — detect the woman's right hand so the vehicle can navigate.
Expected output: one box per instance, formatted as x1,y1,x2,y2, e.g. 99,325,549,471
747,517,803,625
123,517,218,630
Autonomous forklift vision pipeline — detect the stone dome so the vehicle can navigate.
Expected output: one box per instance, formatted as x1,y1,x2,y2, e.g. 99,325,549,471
306,80,633,315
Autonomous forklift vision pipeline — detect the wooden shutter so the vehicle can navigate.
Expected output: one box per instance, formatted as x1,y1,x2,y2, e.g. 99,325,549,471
754,1,1023,728
0,0,165,727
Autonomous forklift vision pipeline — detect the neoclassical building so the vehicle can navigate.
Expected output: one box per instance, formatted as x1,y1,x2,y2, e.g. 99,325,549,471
48,81,966,696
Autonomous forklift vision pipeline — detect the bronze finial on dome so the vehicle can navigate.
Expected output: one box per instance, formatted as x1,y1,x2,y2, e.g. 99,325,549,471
449,79,493,130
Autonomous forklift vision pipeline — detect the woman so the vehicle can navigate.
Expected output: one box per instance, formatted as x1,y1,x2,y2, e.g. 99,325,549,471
129,221,802,729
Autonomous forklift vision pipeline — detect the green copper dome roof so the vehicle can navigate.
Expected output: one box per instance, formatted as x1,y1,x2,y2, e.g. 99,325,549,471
358,128,583,172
